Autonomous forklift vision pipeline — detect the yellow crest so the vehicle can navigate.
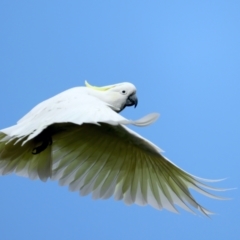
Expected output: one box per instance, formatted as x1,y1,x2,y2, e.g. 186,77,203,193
85,80,115,91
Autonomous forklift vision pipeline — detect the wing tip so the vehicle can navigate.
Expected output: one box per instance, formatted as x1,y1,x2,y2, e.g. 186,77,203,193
132,113,160,127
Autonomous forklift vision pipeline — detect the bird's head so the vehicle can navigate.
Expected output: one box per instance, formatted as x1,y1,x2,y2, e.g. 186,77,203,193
85,81,138,112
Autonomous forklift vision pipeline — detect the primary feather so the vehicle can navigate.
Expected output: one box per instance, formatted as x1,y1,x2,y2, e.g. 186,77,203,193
0,81,226,216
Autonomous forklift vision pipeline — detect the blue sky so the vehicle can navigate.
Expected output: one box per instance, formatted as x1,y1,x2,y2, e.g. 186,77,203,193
0,1,239,239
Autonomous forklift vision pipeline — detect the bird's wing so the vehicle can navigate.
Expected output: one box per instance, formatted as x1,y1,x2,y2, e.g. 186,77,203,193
1,87,159,144
50,122,225,216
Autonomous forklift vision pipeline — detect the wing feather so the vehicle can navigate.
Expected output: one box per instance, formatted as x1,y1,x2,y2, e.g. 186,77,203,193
48,123,225,216
0,133,51,181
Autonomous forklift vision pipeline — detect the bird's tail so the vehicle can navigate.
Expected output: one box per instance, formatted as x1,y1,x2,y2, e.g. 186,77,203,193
0,131,52,182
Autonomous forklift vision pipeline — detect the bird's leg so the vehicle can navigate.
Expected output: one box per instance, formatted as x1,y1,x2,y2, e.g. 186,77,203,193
32,129,52,154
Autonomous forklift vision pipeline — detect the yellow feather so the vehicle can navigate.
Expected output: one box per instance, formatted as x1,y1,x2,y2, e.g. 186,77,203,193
85,80,115,91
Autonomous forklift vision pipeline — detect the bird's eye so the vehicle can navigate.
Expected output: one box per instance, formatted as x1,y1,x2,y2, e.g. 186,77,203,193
121,90,127,95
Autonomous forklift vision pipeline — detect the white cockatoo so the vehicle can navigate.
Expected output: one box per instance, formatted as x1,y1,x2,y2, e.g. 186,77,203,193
0,81,225,216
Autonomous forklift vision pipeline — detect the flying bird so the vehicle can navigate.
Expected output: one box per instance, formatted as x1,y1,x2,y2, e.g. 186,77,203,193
0,81,225,216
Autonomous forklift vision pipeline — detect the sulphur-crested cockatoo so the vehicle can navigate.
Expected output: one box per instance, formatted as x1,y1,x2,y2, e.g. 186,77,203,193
0,81,224,216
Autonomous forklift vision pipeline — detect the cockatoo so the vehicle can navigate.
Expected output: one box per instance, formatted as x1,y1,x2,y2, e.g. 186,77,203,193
0,81,225,216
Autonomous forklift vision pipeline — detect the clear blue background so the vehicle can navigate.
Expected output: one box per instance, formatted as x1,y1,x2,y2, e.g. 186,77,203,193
0,1,239,239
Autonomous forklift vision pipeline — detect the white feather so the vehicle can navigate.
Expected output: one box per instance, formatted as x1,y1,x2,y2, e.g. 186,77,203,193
0,82,227,216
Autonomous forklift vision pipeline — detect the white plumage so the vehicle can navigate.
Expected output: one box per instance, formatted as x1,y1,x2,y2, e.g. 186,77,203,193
0,81,225,216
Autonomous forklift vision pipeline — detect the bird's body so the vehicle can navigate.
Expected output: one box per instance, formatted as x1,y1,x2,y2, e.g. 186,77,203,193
0,81,225,216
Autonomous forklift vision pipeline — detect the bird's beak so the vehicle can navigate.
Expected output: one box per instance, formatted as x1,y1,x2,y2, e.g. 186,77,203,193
126,93,138,108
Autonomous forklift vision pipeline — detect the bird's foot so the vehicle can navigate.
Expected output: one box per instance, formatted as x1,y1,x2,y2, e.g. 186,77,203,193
32,130,52,154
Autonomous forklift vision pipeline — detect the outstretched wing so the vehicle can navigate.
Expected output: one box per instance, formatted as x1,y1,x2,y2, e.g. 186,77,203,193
50,122,225,216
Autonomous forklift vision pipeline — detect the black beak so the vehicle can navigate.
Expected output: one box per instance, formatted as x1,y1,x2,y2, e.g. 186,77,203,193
126,93,138,108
